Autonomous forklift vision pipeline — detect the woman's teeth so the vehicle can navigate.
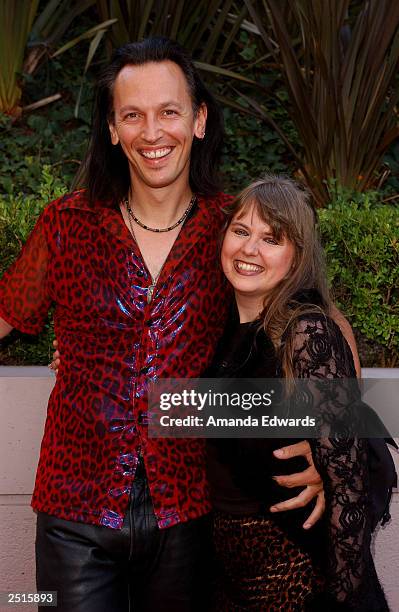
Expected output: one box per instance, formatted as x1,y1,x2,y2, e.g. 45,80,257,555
235,261,263,272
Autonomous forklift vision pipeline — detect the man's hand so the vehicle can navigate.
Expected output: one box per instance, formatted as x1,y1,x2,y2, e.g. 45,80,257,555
270,440,325,530
49,339,60,374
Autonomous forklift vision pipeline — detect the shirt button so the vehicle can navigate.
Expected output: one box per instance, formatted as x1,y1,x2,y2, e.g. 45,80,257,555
109,421,124,433
138,413,149,425
119,453,134,465
137,270,144,278
108,487,129,498
100,510,122,529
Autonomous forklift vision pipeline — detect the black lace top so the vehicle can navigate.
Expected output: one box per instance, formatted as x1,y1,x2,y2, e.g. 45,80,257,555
205,302,388,611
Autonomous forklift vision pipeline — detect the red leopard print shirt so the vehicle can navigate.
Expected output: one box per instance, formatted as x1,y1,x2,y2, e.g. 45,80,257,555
0,190,232,529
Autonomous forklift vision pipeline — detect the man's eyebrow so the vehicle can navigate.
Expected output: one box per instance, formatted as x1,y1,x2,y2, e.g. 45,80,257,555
159,101,184,108
119,105,139,113
118,101,184,113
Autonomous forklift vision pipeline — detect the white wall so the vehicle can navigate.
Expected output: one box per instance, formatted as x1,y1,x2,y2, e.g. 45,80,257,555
0,367,398,611
0,368,52,612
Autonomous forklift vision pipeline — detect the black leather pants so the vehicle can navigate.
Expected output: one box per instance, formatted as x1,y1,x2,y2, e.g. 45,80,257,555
36,461,213,612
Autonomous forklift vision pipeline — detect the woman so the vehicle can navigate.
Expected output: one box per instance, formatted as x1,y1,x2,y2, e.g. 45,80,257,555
205,174,388,610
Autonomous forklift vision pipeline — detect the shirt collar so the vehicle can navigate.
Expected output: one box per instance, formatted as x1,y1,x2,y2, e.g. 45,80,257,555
57,190,224,266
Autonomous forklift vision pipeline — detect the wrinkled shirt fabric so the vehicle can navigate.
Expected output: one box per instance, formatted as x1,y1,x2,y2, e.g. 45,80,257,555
0,190,232,529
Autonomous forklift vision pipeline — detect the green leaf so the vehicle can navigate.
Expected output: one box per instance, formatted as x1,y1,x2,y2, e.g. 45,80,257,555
52,18,117,58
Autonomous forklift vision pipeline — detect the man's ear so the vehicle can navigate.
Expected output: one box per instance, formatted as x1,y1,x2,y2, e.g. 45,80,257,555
194,103,207,139
108,121,119,145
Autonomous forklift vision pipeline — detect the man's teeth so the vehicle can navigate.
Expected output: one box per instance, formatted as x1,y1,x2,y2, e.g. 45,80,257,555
141,147,171,159
236,262,263,272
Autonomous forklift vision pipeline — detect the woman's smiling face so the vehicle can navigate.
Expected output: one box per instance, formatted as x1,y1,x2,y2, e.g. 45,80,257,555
221,203,296,306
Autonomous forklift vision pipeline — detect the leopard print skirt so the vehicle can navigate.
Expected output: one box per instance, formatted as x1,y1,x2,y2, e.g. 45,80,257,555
213,513,324,611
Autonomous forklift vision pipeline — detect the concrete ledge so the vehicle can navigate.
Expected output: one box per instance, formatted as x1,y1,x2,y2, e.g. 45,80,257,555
2,366,398,377
362,368,399,379
0,366,53,377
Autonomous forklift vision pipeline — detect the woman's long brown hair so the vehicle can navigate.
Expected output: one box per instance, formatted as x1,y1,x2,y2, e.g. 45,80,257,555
224,174,332,380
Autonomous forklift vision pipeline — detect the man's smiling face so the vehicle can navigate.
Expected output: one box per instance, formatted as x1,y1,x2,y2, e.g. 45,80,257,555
108,60,206,192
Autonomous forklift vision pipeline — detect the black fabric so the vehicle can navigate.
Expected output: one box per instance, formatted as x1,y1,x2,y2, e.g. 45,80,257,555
205,297,390,610
205,312,328,569
36,460,213,612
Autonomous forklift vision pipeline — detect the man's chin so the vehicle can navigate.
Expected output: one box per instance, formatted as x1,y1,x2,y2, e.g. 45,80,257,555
131,169,189,191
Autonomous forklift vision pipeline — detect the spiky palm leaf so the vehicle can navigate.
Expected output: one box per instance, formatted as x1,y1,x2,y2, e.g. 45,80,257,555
242,0,399,205
0,0,39,114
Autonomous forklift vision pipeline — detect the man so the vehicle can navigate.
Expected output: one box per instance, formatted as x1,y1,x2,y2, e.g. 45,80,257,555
0,37,359,612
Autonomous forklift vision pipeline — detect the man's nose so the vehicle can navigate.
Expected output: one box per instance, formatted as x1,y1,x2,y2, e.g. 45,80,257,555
142,115,162,141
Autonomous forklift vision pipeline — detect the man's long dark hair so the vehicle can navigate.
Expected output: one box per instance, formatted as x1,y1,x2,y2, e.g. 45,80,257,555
80,37,224,205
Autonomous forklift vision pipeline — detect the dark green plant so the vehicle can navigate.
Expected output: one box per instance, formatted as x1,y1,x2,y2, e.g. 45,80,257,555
383,140,399,198
0,164,66,241
0,0,114,115
96,0,247,62
240,0,399,206
94,0,262,96
319,190,399,366
1,3,398,366
0,104,90,198
221,107,288,193
0,0,39,114
0,167,67,365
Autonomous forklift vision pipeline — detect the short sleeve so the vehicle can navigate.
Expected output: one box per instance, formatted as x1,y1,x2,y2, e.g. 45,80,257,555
0,209,52,334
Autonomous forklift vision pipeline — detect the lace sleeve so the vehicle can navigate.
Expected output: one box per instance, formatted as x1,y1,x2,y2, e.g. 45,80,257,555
291,314,387,611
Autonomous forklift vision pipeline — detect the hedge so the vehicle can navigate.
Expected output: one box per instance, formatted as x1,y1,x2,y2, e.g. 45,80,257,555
0,177,397,366
319,190,398,367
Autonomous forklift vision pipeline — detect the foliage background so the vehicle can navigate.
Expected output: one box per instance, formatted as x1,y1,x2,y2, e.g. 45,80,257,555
0,2,398,366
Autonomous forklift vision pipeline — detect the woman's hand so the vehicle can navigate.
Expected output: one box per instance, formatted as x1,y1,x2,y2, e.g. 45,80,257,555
49,339,60,374
270,440,325,529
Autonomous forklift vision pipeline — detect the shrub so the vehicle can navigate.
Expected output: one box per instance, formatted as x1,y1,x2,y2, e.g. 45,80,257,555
221,108,289,194
0,167,67,365
1,165,397,366
319,190,399,367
